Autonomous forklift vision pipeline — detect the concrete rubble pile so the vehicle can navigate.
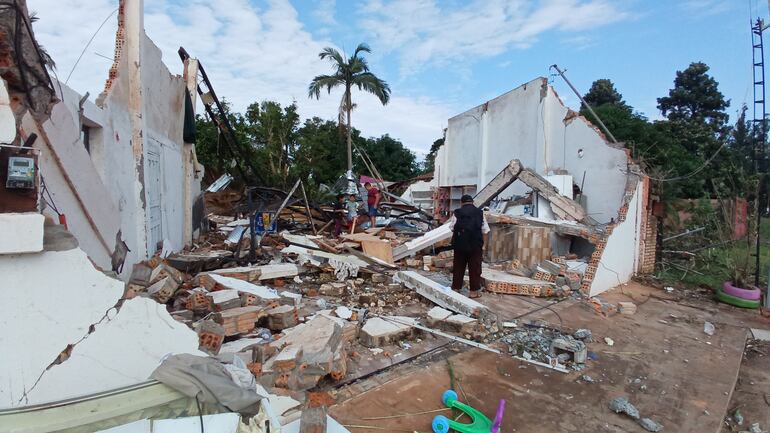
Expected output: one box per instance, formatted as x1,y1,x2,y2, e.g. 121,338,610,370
501,325,593,371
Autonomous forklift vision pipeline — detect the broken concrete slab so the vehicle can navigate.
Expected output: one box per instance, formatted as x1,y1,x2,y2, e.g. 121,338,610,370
259,263,300,281
271,315,343,365
207,289,241,311
207,274,280,301
426,306,453,327
360,316,417,348
209,265,262,282
396,271,495,324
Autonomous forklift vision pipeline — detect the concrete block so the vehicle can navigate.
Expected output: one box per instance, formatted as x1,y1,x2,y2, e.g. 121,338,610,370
359,316,416,348
445,314,478,334
207,289,241,311
197,320,225,355
371,273,389,284
280,291,303,307
149,264,184,285
146,276,179,304
267,305,300,331
618,301,637,315
0,213,44,254
426,306,453,327
319,282,346,296
129,263,153,286
550,338,587,364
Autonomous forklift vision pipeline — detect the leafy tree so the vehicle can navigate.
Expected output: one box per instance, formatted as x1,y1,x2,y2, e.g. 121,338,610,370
356,134,419,181
423,137,444,173
245,101,300,188
654,62,732,198
308,43,391,173
583,79,628,110
657,62,729,131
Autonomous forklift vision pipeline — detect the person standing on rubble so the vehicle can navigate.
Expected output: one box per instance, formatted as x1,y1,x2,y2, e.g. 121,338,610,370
333,194,347,237
449,194,489,299
364,182,381,228
346,193,359,234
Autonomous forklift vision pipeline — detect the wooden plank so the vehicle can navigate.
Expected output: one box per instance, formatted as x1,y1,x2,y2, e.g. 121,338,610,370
361,239,394,264
341,233,383,243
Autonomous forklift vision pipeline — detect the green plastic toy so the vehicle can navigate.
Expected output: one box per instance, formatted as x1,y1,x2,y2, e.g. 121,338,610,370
431,390,505,433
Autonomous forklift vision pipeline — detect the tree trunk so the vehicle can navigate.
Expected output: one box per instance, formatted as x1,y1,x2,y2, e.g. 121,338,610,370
346,88,353,172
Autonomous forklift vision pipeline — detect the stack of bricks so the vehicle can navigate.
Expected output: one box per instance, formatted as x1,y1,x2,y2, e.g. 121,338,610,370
213,306,266,336
532,271,557,283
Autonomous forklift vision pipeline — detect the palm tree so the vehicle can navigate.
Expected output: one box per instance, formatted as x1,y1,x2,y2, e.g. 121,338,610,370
308,43,391,172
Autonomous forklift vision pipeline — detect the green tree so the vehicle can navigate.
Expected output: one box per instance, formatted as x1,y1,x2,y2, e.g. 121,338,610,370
657,62,729,130
308,43,391,172
654,62,732,198
422,137,444,173
356,134,419,181
583,79,628,110
245,101,300,188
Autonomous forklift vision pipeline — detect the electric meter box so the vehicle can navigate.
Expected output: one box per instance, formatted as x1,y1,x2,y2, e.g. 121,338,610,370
6,156,35,189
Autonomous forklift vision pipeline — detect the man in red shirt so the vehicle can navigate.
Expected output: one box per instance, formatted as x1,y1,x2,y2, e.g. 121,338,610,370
364,182,380,228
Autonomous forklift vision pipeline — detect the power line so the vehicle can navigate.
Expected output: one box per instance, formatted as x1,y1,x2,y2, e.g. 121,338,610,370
646,142,727,182
65,7,118,84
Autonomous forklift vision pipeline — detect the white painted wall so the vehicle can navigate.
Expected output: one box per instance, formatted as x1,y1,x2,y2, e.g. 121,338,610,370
23,83,121,270
0,213,44,254
590,180,643,296
0,241,203,408
435,77,628,223
18,9,202,277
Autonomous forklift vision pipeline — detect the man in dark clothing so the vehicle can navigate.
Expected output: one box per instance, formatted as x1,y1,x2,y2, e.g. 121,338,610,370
449,194,490,298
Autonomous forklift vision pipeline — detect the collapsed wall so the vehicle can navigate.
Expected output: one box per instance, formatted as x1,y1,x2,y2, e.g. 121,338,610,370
0,217,202,408
430,77,657,296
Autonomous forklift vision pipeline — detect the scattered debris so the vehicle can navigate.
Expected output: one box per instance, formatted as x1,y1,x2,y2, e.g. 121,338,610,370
609,396,664,432
605,337,615,346
704,321,716,336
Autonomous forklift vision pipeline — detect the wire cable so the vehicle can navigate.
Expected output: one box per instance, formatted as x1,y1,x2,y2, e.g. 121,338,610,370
64,7,118,84
645,141,727,182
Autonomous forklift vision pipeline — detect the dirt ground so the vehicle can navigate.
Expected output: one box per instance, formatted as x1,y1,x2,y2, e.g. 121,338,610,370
329,282,770,433
720,339,770,433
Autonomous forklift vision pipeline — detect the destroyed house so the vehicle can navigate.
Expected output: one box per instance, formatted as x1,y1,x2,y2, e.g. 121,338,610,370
412,77,658,296
1,0,204,279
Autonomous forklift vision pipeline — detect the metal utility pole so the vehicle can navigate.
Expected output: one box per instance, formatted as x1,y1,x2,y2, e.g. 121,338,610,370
549,64,619,144
178,47,264,185
751,18,767,287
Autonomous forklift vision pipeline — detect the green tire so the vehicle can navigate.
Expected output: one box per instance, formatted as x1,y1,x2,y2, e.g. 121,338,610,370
715,287,761,309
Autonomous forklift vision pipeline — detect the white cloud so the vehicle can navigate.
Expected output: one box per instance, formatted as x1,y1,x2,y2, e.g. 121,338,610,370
358,0,629,76
313,0,337,26
26,0,452,153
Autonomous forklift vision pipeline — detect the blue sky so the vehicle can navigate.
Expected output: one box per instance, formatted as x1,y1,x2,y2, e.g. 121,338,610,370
28,0,764,157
